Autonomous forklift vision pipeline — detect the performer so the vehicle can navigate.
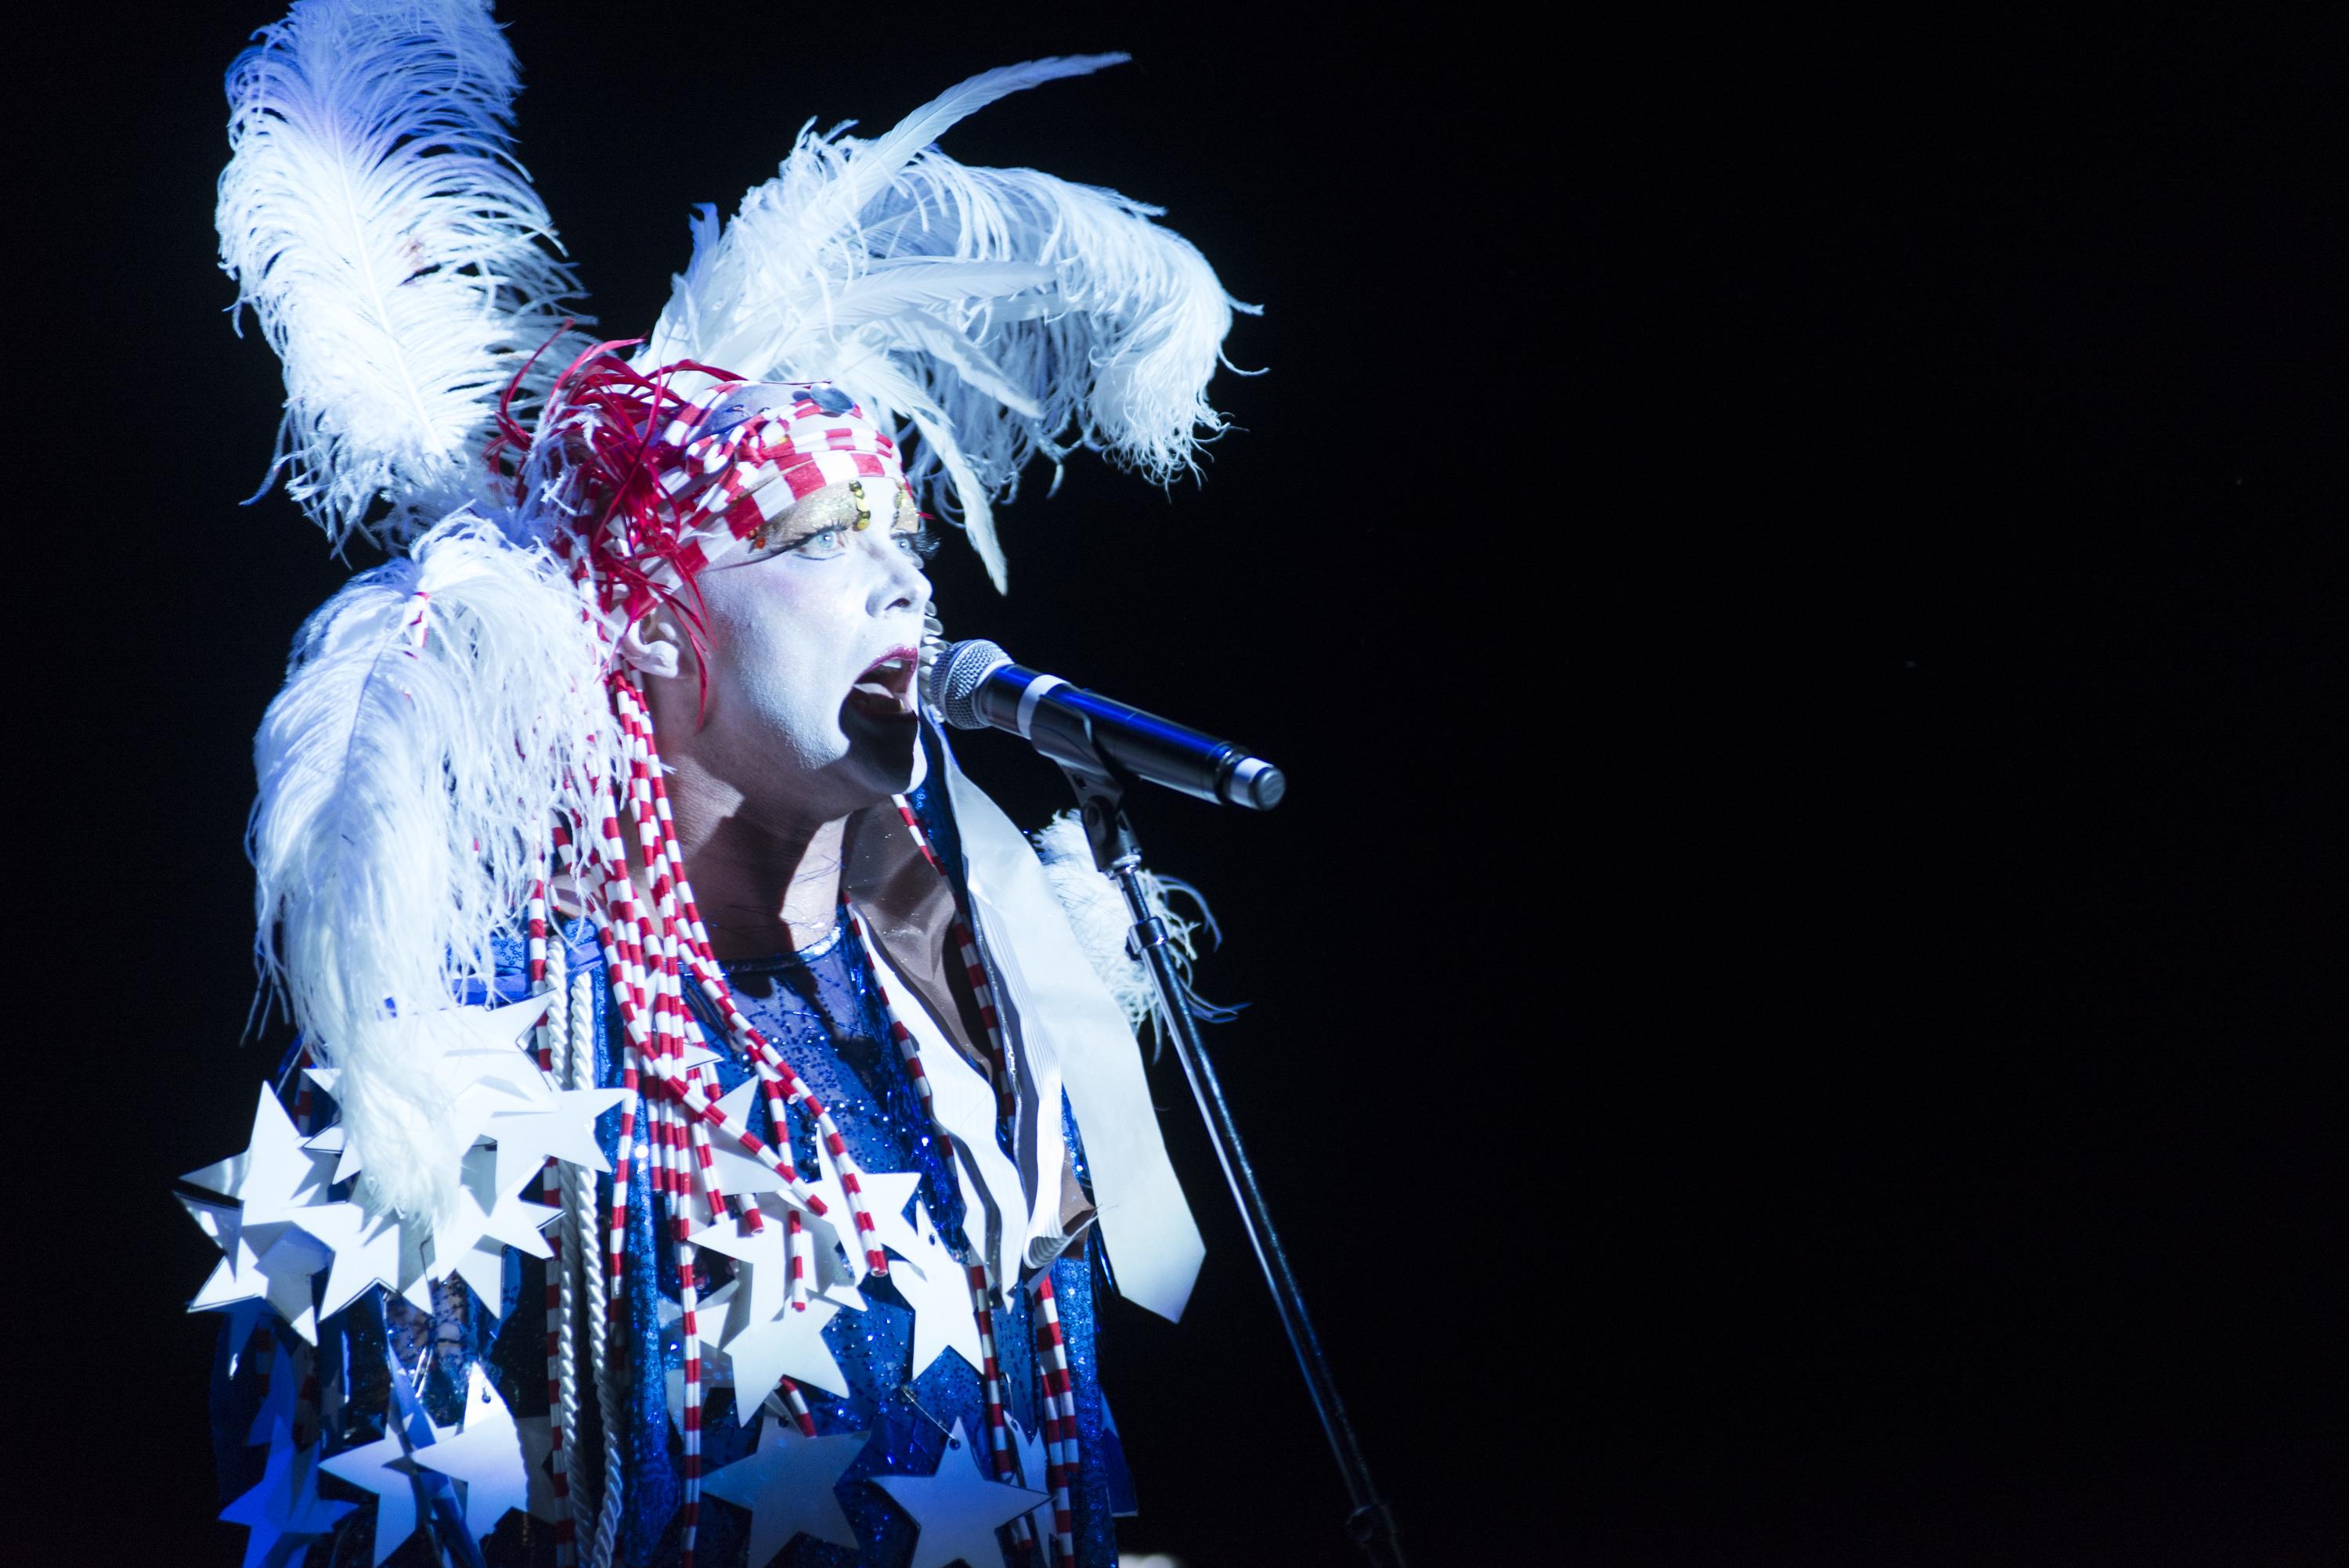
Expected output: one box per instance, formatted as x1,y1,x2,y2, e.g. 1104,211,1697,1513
182,5,1244,1565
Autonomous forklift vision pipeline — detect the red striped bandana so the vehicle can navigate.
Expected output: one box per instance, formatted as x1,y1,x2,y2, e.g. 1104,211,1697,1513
508,344,911,635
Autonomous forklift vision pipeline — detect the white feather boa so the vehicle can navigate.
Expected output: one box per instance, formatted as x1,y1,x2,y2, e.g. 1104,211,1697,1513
217,0,587,549
250,520,608,1220
1031,812,1207,1039
640,55,1247,589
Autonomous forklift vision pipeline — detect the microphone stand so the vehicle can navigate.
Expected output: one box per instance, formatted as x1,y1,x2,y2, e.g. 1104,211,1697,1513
1055,758,1408,1568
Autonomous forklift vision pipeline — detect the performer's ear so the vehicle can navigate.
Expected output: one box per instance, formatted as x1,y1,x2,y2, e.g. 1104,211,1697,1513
616,609,687,682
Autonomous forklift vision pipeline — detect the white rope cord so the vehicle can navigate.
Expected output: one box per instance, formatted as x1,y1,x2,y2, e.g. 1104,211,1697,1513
568,957,625,1568
545,938,584,1566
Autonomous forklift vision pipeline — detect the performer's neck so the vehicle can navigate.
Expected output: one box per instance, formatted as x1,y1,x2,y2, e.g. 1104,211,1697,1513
651,756,850,961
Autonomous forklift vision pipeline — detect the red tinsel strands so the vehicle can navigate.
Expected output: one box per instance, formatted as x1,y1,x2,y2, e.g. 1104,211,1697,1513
599,905,838,1230
669,1119,706,1563
527,852,550,1004
1032,1274,1080,1562
584,842,848,1249
890,795,1016,1114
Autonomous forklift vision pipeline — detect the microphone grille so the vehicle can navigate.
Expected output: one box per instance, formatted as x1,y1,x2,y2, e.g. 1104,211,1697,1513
935,639,1012,731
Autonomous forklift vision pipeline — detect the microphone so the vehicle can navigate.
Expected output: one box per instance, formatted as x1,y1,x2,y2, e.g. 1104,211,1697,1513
927,639,1286,810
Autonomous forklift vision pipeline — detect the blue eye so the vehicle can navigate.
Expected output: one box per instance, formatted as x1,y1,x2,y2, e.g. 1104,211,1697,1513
786,527,848,558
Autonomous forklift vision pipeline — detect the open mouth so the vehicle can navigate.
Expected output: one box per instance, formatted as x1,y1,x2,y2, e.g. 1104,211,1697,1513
846,647,918,718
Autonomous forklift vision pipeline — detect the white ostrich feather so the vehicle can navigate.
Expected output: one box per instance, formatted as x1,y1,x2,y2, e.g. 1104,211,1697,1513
250,518,610,1222
641,55,1247,589
1031,812,1207,1038
218,0,588,550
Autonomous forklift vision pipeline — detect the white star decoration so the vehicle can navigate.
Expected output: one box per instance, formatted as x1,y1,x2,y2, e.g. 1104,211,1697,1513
317,1425,435,1567
869,1418,1050,1568
683,1222,856,1402
428,1145,560,1316
700,1411,868,1566
410,1362,532,1544
881,1227,989,1383
485,1081,627,1197
184,1084,339,1223
185,1188,332,1343
291,1199,406,1321
183,1087,345,1341
720,1274,852,1406
1006,1415,1056,1543
219,1417,356,1568
699,1080,932,1307
185,993,623,1339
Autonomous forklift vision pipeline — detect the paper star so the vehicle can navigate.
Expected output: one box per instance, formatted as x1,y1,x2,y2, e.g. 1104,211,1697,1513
182,1173,345,1343
485,1082,627,1197
184,1191,272,1312
725,1289,850,1408
251,1226,332,1343
299,1108,366,1187
869,1418,1049,1568
702,1079,794,1199
879,1227,987,1383
684,1217,853,1400
184,1083,338,1224
659,1281,738,1434
824,1146,934,1273
219,1418,357,1568
318,1426,434,1567
700,1086,931,1289
290,1200,406,1320
1005,1415,1056,1542
410,1362,531,1543
302,996,557,1187
700,1413,868,1566
428,1146,559,1316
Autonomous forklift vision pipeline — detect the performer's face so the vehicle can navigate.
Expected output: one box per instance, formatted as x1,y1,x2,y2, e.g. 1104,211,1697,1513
660,481,934,820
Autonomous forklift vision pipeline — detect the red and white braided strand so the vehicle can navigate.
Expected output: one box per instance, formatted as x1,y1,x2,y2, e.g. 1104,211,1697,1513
969,1261,1039,1559
1034,1273,1080,1563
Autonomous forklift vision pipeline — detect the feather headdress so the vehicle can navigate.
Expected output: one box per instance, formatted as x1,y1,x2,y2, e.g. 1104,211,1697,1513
218,0,586,550
638,53,1247,589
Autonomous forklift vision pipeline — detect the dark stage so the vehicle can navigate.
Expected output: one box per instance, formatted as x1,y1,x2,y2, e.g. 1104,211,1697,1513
26,5,2346,1563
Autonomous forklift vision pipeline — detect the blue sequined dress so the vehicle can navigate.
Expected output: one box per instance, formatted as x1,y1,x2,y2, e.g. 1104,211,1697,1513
209,785,1135,1567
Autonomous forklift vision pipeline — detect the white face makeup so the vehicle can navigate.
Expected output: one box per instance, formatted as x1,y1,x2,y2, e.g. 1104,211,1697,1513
648,480,935,827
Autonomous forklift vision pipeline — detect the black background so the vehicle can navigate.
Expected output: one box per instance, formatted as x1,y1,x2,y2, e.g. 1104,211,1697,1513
25,4,2346,1564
